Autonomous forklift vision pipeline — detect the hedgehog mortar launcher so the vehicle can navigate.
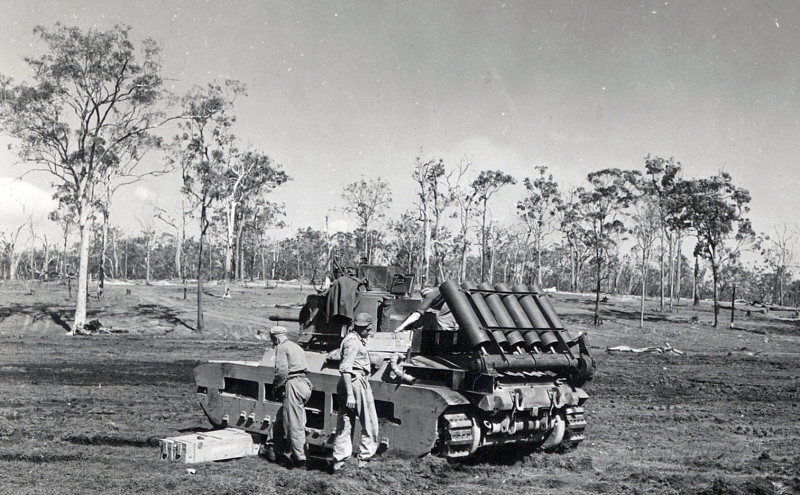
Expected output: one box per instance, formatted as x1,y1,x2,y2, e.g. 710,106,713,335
194,267,594,460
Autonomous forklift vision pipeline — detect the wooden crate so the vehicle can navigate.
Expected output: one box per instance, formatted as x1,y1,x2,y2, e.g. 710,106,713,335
159,428,261,464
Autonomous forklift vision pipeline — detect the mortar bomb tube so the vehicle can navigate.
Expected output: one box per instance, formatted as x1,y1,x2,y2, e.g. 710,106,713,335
476,282,522,350
495,283,534,329
477,282,516,328
538,330,559,352
523,330,543,353
462,281,499,328
529,283,564,329
439,280,490,349
512,283,550,329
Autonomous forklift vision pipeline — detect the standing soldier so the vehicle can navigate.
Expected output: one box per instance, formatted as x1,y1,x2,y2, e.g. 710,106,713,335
269,325,312,468
331,313,379,472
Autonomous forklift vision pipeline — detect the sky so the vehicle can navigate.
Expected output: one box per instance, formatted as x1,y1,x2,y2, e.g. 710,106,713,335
1,1,799,250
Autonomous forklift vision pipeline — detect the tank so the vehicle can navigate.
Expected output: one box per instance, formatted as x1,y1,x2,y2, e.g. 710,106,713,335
194,267,595,461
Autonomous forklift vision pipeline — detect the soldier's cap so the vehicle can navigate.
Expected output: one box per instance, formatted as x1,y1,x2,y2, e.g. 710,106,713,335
353,313,372,327
269,326,288,336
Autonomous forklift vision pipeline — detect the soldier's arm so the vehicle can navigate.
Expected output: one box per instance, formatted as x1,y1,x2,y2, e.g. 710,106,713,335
273,345,288,389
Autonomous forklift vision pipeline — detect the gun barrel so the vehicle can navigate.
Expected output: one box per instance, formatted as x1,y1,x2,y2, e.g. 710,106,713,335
268,315,301,322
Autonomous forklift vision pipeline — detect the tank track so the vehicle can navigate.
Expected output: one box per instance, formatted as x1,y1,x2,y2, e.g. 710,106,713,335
561,406,587,450
439,412,477,459
438,406,587,459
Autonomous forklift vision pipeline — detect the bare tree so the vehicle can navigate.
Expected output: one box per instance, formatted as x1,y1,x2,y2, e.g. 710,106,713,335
448,157,480,283
152,199,186,281
137,207,158,285
1,217,32,280
412,153,450,286
757,224,798,306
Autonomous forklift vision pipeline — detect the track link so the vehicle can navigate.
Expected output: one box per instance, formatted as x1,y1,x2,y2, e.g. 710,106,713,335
562,406,587,450
440,412,476,459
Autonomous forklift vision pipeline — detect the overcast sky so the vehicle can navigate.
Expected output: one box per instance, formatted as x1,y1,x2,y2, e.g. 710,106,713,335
1,1,799,248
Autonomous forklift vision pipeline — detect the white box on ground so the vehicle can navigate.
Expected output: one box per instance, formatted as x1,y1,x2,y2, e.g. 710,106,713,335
159,428,260,464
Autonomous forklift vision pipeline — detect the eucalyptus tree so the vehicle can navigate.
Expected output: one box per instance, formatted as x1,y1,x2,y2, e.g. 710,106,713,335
558,187,590,292
644,155,685,310
675,172,754,327
219,149,288,297
472,170,516,282
580,169,640,325
757,225,798,306
628,175,661,327
412,154,449,286
250,199,285,283
341,177,392,264
170,80,244,332
448,157,480,283
517,165,562,287
0,24,168,332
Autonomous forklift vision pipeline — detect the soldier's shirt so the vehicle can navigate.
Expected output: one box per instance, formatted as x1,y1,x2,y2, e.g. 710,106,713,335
339,332,370,375
274,340,309,389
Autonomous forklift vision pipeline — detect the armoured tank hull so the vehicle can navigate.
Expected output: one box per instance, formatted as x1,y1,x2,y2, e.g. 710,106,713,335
194,268,594,460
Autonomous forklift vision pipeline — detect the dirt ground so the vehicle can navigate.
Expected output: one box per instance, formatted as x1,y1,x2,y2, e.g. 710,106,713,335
0,279,797,495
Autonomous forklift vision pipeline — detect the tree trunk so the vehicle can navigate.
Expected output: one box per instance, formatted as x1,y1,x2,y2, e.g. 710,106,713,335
570,242,576,292
197,203,207,333
693,255,700,306
675,236,682,309
593,227,603,326
260,233,266,283
145,236,152,285
711,254,719,328
535,235,543,288
100,209,108,292
640,250,648,328
459,242,468,284
594,256,602,326
480,208,487,281
73,204,91,333
612,258,623,295
111,230,119,279
659,232,664,311
223,201,237,298
271,238,277,281
363,219,370,264
61,225,70,277
668,233,675,312
178,198,186,281
422,206,430,287
236,221,244,282
124,239,128,280
487,227,495,284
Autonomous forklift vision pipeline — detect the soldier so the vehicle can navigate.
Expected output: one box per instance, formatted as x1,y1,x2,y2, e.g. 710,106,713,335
394,287,456,332
270,325,312,468
331,312,379,472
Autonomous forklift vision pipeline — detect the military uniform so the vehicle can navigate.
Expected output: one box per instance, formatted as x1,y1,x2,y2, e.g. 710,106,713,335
331,319,379,469
272,330,312,464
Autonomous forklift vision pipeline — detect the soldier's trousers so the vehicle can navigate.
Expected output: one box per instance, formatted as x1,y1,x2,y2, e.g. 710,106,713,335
275,376,312,462
332,373,379,462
